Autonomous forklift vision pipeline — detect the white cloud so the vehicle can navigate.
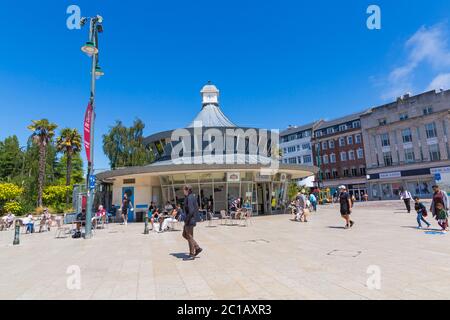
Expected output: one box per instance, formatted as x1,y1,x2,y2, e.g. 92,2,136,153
427,73,450,91
381,23,450,100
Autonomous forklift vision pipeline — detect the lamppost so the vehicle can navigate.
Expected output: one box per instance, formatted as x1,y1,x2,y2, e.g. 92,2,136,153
80,15,104,239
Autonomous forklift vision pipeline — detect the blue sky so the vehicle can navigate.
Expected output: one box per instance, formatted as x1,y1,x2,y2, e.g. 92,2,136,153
1,0,450,171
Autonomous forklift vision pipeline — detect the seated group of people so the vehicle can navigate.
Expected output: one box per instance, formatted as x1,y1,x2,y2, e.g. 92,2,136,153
148,201,184,232
229,198,252,219
75,205,108,231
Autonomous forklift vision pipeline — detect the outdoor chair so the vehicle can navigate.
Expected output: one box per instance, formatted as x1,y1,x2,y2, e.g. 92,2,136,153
207,211,220,227
55,215,71,238
220,210,231,225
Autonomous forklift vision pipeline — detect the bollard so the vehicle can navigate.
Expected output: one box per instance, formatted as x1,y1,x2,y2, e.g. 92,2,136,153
144,216,149,234
13,220,20,245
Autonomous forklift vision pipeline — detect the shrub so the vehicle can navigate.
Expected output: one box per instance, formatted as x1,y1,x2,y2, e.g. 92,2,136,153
0,183,24,214
43,185,73,213
3,201,23,214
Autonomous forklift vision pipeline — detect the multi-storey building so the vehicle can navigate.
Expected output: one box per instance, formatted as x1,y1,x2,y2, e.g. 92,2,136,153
280,121,322,187
361,89,450,200
312,112,368,199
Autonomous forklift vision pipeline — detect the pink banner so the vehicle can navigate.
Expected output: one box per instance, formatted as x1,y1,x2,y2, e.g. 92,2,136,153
84,103,93,163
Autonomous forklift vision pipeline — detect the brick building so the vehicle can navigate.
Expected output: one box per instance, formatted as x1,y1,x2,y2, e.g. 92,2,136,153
312,111,368,199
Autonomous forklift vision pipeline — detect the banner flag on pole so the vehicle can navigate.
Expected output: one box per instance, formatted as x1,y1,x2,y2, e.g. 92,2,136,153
84,103,93,163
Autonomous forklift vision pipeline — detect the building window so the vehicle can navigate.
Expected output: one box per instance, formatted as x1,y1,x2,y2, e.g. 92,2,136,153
423,106,433,115
351,167,358,177
287,146,296,153
399,113,409,121
326,127,334,135
425,123,437,139
330,153,336,163
303,155,312,163
288,157,297,164
284,159,288,164
315,131,323,138
296,145,301,151
360,167,366,176
325,171,331,179
322,141,328,150
343,168,349,177
402,128,412,143
339,137,346,147
379,118,387,126
315,144,320,152
383,152,393,166
429,144,441,161
302,143,311,150
283,148,287,154
323,154,329,164
328,140,335,149
297,157,302,164
352,121,361,128
347,136,353,145
304,130,311,137
355,134,362,144
348,150,355,161
340,152,347,161
404,148,415,163
339,124,347,131
357,148,364,159
381,133,390,147
332,169,339,179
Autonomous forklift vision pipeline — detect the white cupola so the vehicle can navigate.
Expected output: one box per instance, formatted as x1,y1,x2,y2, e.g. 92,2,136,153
201,81,219,107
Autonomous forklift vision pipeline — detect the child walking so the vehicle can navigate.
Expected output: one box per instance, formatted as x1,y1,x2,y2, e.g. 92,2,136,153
413,196,431,229
435,202,449,233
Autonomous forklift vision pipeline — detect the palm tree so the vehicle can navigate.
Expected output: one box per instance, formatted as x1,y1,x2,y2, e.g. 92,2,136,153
56,128,82,204
28,119,58,208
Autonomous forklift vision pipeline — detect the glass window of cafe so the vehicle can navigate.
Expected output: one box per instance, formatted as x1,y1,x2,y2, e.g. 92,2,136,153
158,172,290,214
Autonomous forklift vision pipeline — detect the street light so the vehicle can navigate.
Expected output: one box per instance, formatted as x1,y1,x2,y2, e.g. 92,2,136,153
81,41,98,56
80,14,104,239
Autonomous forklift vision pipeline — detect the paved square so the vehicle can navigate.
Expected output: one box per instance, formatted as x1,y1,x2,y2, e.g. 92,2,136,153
1,200,449,300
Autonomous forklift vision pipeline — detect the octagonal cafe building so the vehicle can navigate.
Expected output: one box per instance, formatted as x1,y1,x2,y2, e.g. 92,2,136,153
97,83,317,221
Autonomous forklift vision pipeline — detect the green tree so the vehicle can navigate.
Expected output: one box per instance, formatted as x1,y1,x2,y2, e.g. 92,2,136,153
27,119,58,207
287,181,300,201
102,119,154,169
0,136,24,182
56,128,82,204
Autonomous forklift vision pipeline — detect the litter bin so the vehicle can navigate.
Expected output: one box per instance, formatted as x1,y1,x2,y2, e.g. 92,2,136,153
135,211,144,223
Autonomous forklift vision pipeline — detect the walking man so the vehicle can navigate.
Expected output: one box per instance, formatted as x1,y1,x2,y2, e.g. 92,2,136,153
400,188,412,213
295,191,307,222
339,185,354,229
183,185,203,259
121,193,131,226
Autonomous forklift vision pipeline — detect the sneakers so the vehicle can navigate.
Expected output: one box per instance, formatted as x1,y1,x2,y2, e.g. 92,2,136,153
350,221,355,228
194,248,203,256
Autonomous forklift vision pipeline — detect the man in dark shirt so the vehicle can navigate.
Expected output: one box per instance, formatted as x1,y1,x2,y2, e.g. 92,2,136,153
183,185,203,259
339,185,354,229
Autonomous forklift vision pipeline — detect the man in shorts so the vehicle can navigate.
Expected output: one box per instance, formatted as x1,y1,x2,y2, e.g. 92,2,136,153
339,185,354,229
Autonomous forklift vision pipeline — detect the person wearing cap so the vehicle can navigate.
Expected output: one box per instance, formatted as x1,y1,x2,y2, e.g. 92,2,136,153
338,185,354,229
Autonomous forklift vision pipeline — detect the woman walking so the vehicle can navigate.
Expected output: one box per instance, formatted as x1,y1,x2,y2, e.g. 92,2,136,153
430,185,449,232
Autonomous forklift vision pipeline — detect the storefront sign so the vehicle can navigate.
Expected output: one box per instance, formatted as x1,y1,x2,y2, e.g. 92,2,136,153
227,172,241,182
255,173,272,182
430,167,450,174
379,171,401,179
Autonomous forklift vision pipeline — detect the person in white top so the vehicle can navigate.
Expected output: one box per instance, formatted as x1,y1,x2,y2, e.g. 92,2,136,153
400,188,412,213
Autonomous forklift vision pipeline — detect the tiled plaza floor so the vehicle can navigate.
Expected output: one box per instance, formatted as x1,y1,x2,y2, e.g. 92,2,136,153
1,200,449,300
